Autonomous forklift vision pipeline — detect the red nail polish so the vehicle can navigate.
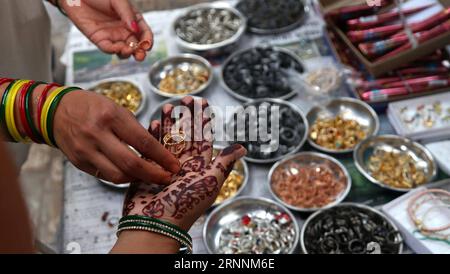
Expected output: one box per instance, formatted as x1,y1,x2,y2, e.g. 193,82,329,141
131,20,140,33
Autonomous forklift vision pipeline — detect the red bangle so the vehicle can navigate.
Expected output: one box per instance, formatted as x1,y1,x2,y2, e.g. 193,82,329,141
37,83,60,134
18,81,38,143
0,78,13,85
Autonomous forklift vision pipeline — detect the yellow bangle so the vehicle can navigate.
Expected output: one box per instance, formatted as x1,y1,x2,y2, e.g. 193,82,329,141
6,80,31,143
40,87,66,146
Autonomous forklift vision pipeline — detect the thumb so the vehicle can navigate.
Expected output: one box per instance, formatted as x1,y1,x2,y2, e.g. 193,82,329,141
111,0,140,33
210,144,247,182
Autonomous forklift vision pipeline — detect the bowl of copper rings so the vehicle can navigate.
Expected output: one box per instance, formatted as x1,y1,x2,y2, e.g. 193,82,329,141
300,203,403,254
90,78,146,117
204,197,300,254
235,0,309,34
221,46,304,101
212,147,249,206
354,135,437,192
148,54,213,98
306,97,379,154
227,98,308,164
268,152,351,212
172,2,247,55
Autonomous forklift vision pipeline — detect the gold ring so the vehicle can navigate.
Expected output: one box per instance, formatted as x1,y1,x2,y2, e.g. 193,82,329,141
128,41,139,51
163,131,186,156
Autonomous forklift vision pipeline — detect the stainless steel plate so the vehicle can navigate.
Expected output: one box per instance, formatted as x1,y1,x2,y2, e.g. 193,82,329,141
172,2,247,54
220,46,304,102
354,135,437,192
300,203,403,254
306,97,380,154
227,98,309,164
203,196,299,254
148,54,213,98
268,152,351,212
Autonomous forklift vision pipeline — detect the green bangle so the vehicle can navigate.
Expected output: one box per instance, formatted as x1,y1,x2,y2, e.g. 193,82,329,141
120,215,192,242
0,80,17,141
118,220,192,245
46,87,80,147
24,81,45,143
117,225,193,254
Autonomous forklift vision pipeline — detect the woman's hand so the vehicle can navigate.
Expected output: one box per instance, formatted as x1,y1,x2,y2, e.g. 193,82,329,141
61,0,153,61
53,90,180,185
121,97,246,232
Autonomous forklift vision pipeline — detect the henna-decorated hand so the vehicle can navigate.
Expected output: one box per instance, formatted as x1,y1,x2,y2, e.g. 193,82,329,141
122,97,247,231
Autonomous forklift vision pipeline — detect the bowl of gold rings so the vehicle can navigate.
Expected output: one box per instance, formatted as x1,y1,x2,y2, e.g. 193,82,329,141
212,147,249,206
354,135,437,192
306,97,379,154
148,54,213,98
98,146,141,189
90,79,146,116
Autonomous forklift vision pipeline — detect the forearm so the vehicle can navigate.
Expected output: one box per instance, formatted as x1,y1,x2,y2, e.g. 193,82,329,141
111,230,180,254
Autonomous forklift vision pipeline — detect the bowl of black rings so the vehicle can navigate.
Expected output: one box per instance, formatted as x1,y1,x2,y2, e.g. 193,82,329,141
227,98,308,164
300,203,404,254
221,46,304,101
236,0,309,34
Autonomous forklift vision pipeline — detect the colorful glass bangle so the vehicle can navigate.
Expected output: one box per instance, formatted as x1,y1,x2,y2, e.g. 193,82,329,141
45,87,81,147
0,79,15,140
18,81,36,142
40,86,67,146
37,83,60,134
5,80,31,143
24,81,46,143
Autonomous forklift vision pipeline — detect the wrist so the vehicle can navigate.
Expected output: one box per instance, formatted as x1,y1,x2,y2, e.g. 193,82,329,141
111,230,181,254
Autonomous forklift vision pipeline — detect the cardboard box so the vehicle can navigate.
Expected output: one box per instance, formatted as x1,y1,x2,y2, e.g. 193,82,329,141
319,0,450,77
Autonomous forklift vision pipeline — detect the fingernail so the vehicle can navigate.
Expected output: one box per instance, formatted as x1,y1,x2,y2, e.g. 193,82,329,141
131,20,140,33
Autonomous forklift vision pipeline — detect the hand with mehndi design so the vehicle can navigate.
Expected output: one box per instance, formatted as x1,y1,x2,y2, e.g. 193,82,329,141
111,97,246,253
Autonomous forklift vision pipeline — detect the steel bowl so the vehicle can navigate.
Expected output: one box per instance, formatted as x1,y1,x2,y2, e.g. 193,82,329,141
268,152,351,212
306,97,380,154
235,0,309,35
203,196,300,254
90,78,147,117
220,46,305,102
354,135,438,192
172,2,247,55
227,98,309,164
212,147,249,206
148,54,213,98
300,203,404,254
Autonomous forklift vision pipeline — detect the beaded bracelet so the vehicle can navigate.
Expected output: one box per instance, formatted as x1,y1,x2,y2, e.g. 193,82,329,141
118,215,193,254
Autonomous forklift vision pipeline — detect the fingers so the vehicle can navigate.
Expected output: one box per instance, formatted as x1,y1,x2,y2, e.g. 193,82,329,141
208,144,247,182
98,134,173,185
89,152,133,184
149,120,161,142
112,110,180,174
111,0,139,34
161,104,175,137
134,8,154,51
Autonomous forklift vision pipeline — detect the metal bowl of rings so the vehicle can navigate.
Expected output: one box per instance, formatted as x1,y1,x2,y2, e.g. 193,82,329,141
90,78,147,117
204,196,300,254
212,147,249,206
268,152,351,212
306,97,379,154
235,0,309,35
227,98,308,164
172,2,247,55
220,46,304,101
300,203,403,254
354,135,437,192
98,146,141,189
148,54,213,98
